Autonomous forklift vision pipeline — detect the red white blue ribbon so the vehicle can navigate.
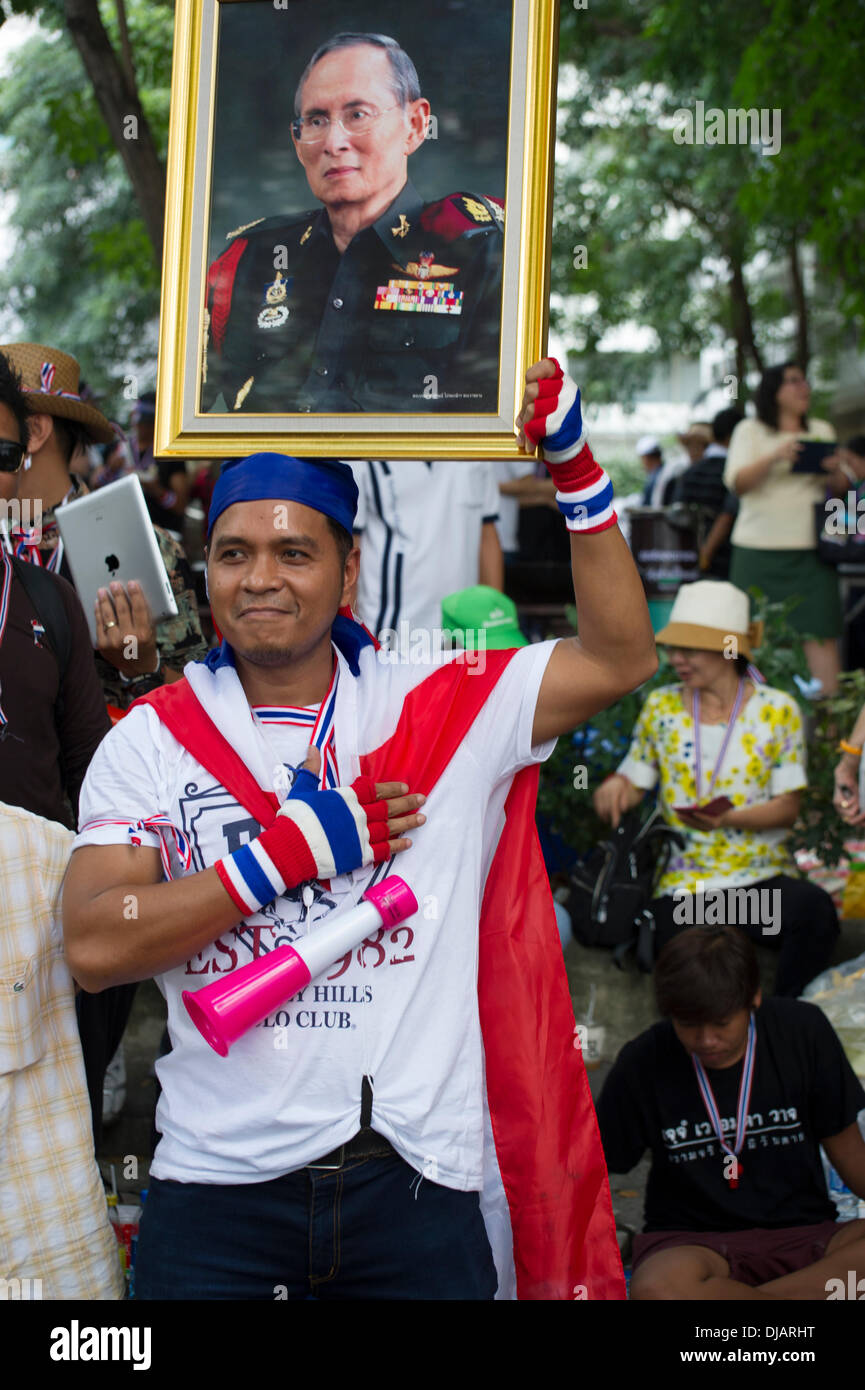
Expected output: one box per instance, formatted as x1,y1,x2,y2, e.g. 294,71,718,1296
129,814,192,878
692,676,746,801
11,484,76,572
691,1011,756,1183
12,525,63,573
20,363,82,403
0,547,14,733
78,815,192,881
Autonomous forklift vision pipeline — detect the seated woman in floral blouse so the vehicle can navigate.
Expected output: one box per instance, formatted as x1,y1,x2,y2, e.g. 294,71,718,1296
593,580,838,996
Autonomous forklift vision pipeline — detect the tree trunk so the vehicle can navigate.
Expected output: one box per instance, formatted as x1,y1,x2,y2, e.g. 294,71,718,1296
114,0,136,93
789,240,810,368
728,253,763,378
63,0,165,262
735,341,747,401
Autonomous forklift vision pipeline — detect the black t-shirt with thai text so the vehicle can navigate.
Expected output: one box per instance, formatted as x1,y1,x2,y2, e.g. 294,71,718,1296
596,998,865,1232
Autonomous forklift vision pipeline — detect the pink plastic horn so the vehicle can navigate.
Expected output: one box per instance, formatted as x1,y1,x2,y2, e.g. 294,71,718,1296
182,876,418,1056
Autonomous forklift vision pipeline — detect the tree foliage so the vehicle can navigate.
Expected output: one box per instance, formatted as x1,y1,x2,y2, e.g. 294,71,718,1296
0,0,861,413
0,0,172,406
553,0,861,406
733,0,865,325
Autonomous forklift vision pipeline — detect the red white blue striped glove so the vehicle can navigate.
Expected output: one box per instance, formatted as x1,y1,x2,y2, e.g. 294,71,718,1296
214,766,390,916
524,359,617,534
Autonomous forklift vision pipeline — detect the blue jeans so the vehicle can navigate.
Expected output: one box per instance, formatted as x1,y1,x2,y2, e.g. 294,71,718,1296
135,1152,497,1300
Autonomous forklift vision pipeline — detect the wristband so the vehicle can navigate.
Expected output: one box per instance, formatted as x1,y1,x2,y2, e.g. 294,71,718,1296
554,462,617,534
839,740,862,758
119,649,162,686
215,814,316,915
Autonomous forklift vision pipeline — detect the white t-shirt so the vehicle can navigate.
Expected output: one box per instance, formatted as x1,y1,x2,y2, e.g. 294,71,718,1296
349,460,500,638
493,459,532,554
73,639,557,1191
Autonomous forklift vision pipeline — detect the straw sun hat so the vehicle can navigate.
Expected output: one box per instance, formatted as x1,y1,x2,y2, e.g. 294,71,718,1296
654,580,763,660
0,341,115,444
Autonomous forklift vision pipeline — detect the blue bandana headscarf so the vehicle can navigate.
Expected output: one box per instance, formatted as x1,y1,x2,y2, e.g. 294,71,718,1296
204,453,374,676
206,454,358,540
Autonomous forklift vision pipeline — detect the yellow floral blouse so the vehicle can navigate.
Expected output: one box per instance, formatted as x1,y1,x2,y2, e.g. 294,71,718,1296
618,683,807,896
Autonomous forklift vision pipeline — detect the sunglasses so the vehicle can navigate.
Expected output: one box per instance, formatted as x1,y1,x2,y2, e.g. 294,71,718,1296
0,440,25,473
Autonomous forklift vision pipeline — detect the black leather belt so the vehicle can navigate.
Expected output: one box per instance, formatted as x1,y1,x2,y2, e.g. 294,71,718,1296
305,1129,395,1171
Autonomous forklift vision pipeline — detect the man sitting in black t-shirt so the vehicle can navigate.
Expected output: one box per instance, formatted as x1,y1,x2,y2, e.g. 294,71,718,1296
596,926,865,1299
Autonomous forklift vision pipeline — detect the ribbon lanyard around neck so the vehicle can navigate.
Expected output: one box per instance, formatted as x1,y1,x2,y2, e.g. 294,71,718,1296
310,657,340,789
12,483,75,573
692,1011,757,1166
13,531,63,573
257,655,341,793
692,676,745,802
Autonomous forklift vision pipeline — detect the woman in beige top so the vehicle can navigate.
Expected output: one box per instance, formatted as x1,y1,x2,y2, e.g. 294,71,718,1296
723,362,855,696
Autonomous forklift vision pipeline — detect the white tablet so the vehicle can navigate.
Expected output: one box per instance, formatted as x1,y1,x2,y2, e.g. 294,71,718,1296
55,474,179,647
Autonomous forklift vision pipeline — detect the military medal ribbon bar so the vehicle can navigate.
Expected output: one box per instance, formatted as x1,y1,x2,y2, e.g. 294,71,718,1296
374,280,464,315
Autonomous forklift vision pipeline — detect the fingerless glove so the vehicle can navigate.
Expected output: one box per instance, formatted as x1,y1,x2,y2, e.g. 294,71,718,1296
214,766,390,915
525,358,617,534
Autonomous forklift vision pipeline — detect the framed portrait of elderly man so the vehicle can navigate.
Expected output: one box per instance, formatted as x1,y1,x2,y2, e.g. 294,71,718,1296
156,0,559,459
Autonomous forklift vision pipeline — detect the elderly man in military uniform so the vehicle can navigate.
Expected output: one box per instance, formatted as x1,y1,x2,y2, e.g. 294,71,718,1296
202,31,504,415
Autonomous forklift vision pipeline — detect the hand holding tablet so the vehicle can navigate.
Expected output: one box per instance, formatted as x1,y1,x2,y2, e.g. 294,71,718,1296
790,439,839,475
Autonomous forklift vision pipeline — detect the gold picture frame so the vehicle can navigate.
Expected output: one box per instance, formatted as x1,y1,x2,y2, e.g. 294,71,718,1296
156,0,560,459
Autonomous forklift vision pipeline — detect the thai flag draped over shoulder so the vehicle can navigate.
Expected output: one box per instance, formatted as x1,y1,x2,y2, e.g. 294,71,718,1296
135,642,625,1301
356,649,625,1300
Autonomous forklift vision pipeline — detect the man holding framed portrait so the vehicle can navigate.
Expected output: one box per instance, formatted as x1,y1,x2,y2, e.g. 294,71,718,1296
63,359,655,1301
203,31,504,417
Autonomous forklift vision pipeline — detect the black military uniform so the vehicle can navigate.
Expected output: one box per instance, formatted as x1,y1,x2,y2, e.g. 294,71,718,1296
202,180,503,415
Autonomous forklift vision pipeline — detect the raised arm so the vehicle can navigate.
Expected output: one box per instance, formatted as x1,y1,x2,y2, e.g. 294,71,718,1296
515,360,657,745
478,520,504,591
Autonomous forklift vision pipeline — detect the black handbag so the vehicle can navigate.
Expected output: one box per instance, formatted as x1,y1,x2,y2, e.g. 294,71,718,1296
567,808,684,970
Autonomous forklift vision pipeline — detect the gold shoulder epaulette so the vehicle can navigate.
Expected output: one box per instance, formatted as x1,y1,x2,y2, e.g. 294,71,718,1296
226,218,265,241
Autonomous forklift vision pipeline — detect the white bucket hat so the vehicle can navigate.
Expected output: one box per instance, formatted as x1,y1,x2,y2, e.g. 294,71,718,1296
655,580,763,660
636,434,661,456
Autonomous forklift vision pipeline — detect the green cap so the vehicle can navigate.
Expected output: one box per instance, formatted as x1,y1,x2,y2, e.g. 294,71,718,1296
441,585,528,650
